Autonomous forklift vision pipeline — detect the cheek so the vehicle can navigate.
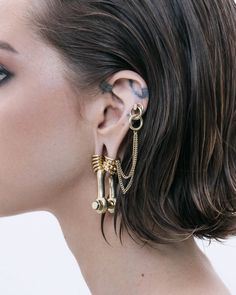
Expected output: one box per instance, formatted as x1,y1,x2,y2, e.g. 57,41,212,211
0,86,91,216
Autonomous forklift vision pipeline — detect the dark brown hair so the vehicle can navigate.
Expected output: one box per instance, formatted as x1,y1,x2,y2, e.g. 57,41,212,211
28,0,236,246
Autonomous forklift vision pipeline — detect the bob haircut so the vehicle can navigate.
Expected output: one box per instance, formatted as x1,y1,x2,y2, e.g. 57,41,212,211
28,0,236,246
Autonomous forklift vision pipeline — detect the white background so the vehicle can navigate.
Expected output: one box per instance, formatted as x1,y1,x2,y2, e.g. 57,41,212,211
1,0,235,294
0,211,235,295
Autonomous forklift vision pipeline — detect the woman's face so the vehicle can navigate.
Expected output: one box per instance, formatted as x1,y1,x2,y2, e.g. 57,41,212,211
0,0,93,217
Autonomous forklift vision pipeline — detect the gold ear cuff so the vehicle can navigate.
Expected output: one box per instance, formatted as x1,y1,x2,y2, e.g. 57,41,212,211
91,103,144,214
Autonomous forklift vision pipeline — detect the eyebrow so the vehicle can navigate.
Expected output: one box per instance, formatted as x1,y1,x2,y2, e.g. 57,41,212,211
0,41,19,54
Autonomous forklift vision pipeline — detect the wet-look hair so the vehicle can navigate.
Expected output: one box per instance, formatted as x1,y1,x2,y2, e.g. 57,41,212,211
28,0,236,246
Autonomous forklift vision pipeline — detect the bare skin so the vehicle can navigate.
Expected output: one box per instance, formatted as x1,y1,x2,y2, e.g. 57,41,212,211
0,1,232,294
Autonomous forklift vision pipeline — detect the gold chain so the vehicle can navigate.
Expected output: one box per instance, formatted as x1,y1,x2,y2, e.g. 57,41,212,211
115,130,138,194
115,103,143,195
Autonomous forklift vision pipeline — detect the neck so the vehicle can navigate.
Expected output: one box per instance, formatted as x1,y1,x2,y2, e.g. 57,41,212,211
47,176,213,295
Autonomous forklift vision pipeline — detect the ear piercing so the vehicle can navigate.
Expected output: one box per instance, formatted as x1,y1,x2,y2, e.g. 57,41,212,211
91,103,144,214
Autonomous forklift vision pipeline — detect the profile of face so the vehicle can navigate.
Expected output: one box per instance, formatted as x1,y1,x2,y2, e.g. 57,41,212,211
0,0,92,217
0,0,149,218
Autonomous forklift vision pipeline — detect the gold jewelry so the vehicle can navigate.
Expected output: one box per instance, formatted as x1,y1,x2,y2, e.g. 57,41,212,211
91,103,144,214
103,156,117,213
115,103,144,194
91,155,108,214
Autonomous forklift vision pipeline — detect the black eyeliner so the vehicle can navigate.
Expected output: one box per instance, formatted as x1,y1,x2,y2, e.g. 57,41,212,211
0,65,14,85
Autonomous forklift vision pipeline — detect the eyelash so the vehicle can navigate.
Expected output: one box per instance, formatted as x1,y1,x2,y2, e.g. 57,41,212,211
0,65,13,85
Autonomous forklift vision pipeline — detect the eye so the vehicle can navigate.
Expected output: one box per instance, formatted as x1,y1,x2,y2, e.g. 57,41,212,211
0,65,12,85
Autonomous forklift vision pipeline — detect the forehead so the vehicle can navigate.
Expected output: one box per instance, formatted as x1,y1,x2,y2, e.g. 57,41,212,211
0,0,30,35
0,0,66,68
0,1,33,58
0,0,43,54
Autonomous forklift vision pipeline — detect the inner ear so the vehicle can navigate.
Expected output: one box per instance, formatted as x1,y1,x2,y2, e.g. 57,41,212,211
98,93,124,130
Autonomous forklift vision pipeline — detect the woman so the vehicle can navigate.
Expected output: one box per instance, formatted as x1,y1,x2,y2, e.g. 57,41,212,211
0,0,235,294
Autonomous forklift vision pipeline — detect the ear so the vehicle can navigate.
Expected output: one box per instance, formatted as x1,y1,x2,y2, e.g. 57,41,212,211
93,70,149,159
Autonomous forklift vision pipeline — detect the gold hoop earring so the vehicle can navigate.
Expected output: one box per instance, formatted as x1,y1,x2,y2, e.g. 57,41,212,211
91,155,108,214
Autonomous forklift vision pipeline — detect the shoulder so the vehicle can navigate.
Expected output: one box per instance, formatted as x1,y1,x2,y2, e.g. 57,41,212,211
163,264,231,295
186,284,231,295
148,274,231,295
176,275,232,295
153,281,232,295
197,279,231,295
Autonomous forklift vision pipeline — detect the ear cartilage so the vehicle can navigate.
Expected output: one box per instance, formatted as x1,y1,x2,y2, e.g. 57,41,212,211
99,81,113,93
128,79,149,99
141,88,149,99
